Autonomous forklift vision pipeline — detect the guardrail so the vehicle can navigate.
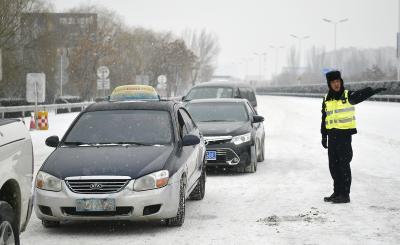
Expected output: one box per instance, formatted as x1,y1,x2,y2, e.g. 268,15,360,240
0,102,93,119
257,92,400,102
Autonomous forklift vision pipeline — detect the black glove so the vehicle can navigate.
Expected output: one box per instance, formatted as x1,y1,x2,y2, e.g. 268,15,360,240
374,87,386,94
321,136,328,149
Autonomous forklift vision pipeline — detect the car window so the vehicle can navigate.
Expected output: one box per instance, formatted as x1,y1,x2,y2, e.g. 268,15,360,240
177,110,189,138
185,87,233,100
186,102,249,122
245,101,256,116
239,88,249,101
179,109,197,133
248,89,256,102
64,110,172,145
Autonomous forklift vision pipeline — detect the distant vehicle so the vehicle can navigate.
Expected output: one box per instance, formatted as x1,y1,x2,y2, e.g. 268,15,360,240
34,100,206,227
0,119,34,245
183,81,258,109
186,98,265,173
109,85,160,101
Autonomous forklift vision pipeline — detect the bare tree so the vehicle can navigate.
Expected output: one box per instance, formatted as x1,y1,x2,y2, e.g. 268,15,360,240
182,28,219,85
0,0,53,49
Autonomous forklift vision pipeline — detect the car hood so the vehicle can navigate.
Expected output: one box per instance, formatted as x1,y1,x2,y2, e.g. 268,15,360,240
196,121,251,136
41,145,174,180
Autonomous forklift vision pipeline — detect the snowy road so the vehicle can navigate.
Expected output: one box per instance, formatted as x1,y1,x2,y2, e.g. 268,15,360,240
21,96,400,245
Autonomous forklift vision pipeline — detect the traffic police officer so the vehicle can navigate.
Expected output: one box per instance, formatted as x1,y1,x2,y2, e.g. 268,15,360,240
321,70,386,203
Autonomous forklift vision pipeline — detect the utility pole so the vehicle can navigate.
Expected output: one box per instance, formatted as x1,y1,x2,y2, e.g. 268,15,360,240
398,0,400,80
59,48,64,97
290,34,310,73
254,52,267,82
269,45,285,76
323,18,348,69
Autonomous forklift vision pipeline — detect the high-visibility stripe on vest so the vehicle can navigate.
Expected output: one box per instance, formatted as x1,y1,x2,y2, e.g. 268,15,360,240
324,90,356,130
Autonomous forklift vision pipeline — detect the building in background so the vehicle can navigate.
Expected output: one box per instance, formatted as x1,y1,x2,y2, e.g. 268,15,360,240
1,13,97,101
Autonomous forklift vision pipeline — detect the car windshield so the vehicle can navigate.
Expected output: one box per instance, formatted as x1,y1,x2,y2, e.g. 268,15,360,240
186,102,248,122
185,87,233,100
64,110,172,145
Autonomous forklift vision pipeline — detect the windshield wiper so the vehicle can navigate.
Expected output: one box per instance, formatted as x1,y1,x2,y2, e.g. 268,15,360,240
111,142,154,146
200,120,231,122
63,141,159,147
63,141,89,146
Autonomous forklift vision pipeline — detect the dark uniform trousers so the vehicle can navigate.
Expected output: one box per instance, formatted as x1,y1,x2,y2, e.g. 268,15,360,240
328,134,353,196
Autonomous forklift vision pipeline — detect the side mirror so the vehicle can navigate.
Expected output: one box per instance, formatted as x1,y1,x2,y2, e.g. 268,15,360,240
182,134,200,146
45,136,60,148
181,96,186,101
253,115,264,123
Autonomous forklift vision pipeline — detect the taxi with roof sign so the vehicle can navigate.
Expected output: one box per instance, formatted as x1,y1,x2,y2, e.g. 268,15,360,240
109,85,160,101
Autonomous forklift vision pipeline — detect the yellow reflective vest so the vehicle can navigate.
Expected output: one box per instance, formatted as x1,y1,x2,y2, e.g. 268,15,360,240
324,90,356,130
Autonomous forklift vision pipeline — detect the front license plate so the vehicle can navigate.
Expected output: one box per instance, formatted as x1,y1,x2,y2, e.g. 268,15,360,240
76,199,116,212
206,150,217,160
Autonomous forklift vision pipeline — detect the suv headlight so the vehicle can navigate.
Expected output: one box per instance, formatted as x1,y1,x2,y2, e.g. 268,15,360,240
35,171,62,192
134,170,169,191
231,133,251,145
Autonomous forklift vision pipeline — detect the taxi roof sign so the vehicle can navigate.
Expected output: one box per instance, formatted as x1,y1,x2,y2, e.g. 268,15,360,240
110,85,159,101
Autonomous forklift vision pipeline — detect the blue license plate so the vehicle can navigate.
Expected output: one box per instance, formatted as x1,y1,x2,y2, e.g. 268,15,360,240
206,151,217,160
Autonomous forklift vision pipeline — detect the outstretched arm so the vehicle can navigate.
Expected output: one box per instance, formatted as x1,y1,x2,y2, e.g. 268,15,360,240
348,87,386,105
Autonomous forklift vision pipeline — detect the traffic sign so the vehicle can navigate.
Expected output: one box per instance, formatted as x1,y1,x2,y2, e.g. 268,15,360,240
157,75,167,84
97,66,110,79
157,75,167,90
97,78,110,90
26,73,46,103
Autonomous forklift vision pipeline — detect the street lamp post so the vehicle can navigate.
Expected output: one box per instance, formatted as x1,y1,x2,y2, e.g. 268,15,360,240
269,45,285,76
290,34,310,71
323,18,348,69
253,52,267,82
398,0,400,80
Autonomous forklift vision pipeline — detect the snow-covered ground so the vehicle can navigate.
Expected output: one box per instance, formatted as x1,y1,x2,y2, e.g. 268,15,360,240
21,96,400,245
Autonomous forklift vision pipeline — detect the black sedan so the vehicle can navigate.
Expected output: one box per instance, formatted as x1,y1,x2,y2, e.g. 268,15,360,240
185,98,265,173
34,100,206,227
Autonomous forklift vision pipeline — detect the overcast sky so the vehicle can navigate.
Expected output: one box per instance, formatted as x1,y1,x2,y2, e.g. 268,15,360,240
53,0,398,78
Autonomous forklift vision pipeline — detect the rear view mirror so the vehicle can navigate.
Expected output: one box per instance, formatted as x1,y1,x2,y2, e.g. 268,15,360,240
45,136,60,148
182,134,200,146
253,115,264,123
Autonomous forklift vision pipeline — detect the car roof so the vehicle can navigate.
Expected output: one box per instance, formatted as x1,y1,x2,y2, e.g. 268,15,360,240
192,81,253,89
86,100,179,113
186,98,249,104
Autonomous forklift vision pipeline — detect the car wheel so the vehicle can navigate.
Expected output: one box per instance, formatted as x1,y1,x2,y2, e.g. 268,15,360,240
189,166,206,200
0,201,19,245
166,177,186,227
257,139,265,162
41,219,60,228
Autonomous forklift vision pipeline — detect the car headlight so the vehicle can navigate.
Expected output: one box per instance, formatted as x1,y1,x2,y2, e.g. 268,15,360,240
35,171,62,192
231,133,252,145
133,170,169,191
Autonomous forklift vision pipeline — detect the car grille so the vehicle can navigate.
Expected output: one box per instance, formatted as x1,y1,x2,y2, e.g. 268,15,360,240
204,136,232,145
62,207,133,216
207,148,239,163
65,178,130,194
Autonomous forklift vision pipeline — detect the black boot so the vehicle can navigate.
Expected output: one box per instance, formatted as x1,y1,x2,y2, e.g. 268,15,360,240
331,195,350,204
323,193,337,202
